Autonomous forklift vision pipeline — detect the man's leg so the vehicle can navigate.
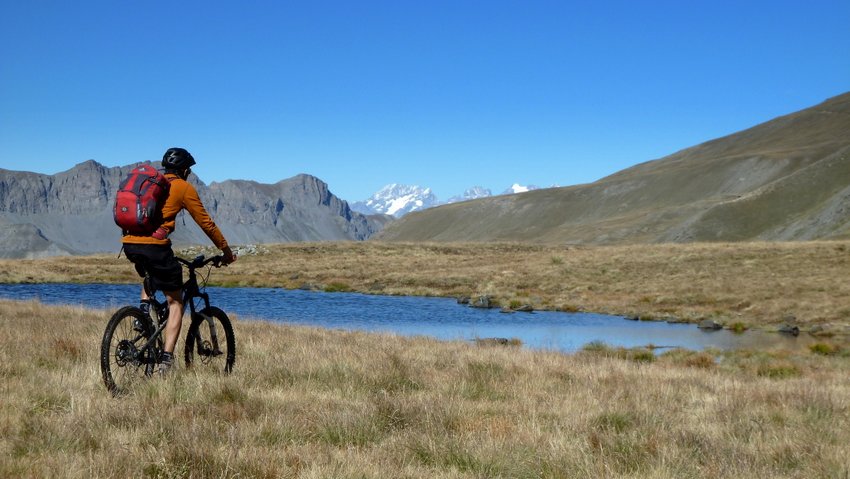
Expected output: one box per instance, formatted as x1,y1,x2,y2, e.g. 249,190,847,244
162,289,184,354
139,286,152,315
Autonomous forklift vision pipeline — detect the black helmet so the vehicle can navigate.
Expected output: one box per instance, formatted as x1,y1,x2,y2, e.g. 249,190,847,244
162,147,196,170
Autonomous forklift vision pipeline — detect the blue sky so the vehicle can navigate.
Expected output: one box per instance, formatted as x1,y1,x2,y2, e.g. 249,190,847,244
1,1,848,201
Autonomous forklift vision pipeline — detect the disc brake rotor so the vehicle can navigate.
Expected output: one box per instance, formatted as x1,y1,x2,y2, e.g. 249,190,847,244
200,340,214,364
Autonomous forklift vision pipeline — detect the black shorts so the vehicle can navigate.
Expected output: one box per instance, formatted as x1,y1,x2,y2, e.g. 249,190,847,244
123,243,183,292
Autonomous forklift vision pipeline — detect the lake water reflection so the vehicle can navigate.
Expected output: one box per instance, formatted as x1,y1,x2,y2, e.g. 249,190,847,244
0,283,805,352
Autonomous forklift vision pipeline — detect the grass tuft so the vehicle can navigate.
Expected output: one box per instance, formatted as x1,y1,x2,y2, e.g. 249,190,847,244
756,361,802,379
581,341,656,363
809,342,840,355
593,411,634,433
323,281,353,293
729,321,749,333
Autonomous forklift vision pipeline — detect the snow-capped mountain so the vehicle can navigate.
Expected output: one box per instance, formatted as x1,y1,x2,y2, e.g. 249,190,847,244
350,184,440,218
446,186,492,204
352,183,544,217
501,183,539,195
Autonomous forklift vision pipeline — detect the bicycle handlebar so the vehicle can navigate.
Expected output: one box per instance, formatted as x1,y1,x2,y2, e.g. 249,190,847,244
176,254,225,269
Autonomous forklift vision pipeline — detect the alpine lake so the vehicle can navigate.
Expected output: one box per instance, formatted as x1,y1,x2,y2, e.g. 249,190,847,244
0,283,812,353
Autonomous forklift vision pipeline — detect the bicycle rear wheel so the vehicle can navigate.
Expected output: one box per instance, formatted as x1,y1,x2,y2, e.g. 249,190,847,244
184,307,235,374
100,306,158,395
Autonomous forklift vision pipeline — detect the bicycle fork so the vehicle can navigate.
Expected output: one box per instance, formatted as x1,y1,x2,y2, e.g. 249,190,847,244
193,312,224,357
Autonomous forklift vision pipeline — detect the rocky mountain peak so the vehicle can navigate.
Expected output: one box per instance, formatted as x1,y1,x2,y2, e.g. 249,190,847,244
0,162,390,258
65,159,105,172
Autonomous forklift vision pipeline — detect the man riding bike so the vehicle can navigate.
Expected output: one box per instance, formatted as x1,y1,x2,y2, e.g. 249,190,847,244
121,147,236,374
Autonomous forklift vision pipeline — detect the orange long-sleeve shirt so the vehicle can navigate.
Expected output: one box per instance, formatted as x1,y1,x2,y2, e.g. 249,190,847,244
122,173,228,250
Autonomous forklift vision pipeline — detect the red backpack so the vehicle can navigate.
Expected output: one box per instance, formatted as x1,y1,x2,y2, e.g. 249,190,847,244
113,165,171,235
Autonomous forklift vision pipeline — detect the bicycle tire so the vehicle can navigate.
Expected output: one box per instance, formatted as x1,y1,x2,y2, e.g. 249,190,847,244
100,306,158,395
184,306,235,374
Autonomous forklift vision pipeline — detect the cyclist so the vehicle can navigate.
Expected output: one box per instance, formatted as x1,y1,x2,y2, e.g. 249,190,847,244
121,147,236,374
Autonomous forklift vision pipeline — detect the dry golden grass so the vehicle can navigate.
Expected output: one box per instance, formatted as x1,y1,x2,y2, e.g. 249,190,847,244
2,241,849,334
2,299,849,478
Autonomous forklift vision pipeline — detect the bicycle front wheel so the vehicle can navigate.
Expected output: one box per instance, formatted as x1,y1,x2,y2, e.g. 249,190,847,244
100,306,158,395
184,307,235,374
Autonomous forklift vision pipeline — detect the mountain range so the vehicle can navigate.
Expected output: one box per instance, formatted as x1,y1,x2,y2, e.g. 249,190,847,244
377,92,850,244
0,162,390,258
351,183,540,218
3,92,847,258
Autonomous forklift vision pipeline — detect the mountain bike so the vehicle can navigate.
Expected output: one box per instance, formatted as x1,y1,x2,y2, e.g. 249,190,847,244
100,254,235,395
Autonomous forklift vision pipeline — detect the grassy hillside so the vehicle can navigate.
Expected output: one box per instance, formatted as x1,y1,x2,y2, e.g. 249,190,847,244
377,92,850,244
2,299,849,478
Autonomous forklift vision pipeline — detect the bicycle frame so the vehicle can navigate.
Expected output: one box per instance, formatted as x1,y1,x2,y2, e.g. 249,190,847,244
135,255,222,362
